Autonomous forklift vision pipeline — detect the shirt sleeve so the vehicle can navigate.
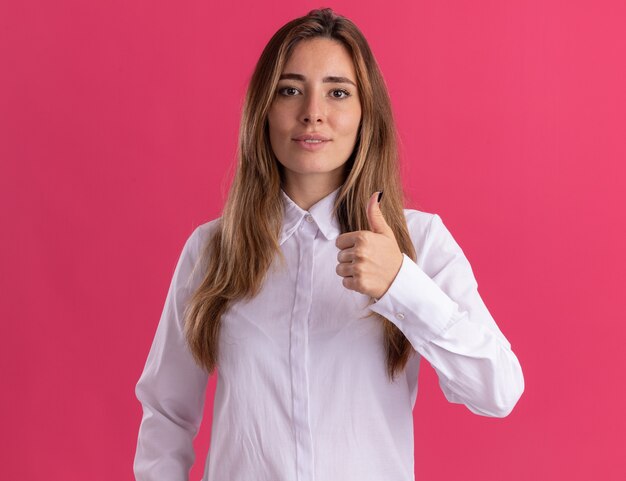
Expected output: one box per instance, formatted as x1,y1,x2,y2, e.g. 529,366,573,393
133,226,211,481
368,213,525,417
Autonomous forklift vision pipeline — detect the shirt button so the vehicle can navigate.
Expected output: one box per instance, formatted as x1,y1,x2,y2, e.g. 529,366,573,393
395,312,405,320
305,214,314,223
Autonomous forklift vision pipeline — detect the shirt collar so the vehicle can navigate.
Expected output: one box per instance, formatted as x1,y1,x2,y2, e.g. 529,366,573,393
279,186,342,245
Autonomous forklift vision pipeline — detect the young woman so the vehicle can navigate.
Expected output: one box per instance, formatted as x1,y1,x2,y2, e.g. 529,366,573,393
134,8,524,481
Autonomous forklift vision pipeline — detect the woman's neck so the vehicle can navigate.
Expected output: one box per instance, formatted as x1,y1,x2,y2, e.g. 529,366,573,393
281,182,342,211
281,171,344,210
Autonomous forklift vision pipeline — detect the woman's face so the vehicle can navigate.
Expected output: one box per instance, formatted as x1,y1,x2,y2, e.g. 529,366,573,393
267,37,362,191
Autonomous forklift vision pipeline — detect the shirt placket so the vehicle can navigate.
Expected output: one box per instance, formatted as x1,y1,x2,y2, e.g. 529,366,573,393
289,213,317,481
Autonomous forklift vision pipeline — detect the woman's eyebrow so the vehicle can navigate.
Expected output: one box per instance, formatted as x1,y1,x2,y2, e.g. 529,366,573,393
279,73,357,87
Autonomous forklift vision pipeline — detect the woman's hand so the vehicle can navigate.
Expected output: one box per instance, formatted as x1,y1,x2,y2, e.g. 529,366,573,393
335,191,404,300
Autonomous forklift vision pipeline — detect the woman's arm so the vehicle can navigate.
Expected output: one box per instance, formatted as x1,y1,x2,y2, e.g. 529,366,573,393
134,226,210,481
369,213,525,417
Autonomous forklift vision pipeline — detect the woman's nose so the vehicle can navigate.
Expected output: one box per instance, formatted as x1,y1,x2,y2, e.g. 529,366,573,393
299,93,325,124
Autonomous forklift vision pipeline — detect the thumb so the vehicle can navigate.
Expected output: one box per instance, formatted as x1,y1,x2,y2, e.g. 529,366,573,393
366,191,393,236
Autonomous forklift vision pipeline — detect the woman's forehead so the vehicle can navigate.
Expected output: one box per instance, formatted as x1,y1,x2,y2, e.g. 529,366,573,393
282,38,356,81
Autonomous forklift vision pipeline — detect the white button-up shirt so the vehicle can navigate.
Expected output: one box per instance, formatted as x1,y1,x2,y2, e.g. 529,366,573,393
134,186,524,481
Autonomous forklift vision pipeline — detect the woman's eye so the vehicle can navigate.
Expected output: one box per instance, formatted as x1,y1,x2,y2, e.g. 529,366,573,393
278,87,300,96
331,89,350,99
277,87,351,99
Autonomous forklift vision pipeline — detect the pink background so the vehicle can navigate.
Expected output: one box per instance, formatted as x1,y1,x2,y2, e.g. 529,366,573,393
2,1,625,480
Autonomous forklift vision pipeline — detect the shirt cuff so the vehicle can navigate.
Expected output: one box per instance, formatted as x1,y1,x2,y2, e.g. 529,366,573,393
368,253,459,351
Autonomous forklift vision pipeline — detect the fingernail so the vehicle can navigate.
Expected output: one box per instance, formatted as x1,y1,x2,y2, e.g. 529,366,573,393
377,191,383,203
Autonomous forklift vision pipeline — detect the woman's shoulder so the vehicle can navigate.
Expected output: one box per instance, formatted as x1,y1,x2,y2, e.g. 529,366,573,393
178,217,222,260
402,207,438,241
402,207,458,255
194,217,222,241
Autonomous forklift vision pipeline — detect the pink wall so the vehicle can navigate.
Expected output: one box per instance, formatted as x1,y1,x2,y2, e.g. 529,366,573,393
2,1,625,480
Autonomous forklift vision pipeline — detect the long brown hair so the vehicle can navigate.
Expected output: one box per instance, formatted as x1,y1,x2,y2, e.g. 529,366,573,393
184,8,418,382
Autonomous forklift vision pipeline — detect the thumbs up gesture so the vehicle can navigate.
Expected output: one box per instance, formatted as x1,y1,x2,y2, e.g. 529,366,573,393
335,191,404,299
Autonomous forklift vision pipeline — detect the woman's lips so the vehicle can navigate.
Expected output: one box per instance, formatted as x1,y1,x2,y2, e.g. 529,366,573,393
292,139,331,151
